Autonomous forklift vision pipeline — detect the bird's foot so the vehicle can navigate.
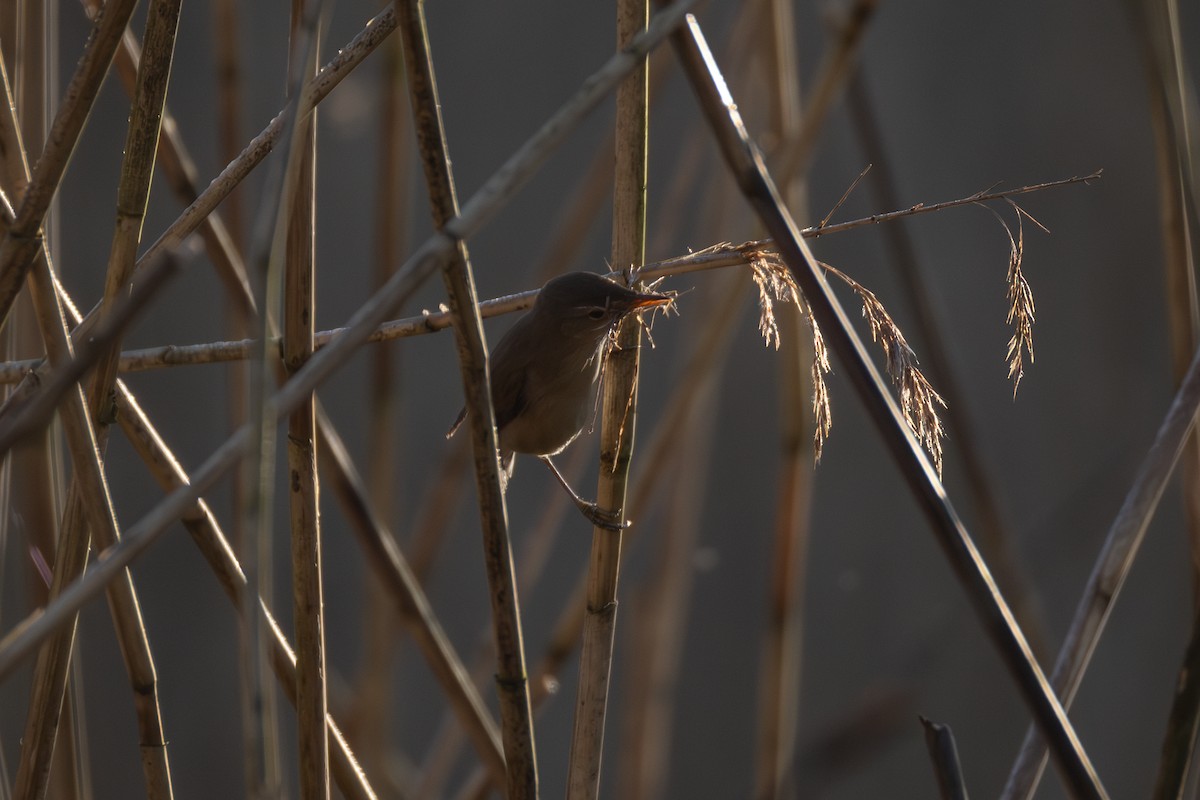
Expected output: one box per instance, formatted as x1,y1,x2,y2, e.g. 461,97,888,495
577,501,631,531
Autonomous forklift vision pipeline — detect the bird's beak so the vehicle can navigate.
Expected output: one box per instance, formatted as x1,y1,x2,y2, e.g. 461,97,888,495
625,293,672,311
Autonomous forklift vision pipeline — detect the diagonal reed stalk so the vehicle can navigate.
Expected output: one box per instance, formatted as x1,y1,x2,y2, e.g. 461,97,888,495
671,15,1108,799
1125,0,1200,614
284,1,329,797
396,1,538,795
0,0,139,330
998,337,1200,799
565,0,650,796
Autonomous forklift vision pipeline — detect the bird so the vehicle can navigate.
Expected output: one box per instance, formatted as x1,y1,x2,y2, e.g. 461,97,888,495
448,271,673,529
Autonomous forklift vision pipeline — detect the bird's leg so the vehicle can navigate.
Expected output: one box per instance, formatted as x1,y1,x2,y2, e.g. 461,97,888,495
538,456,630,530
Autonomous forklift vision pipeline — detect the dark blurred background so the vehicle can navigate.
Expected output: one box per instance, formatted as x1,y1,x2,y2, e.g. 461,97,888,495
1,0,1198,798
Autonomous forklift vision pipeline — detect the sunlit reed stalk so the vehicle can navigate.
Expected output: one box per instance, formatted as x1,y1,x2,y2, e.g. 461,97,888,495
565,0,650,796
284,1,329,797
238,2,329,792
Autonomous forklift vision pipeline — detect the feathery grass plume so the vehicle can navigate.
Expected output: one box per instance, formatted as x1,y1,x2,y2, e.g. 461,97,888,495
800,296,833,460
746,249,833,459
1002,201,1039,396
981,199,1044,396
821,262,947,475
747,246,802,349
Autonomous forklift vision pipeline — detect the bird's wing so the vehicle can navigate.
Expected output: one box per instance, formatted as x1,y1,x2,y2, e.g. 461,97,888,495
448,323,530,436
491,345,528,431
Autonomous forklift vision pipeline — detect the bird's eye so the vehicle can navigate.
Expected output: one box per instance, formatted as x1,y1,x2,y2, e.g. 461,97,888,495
587,308,606,320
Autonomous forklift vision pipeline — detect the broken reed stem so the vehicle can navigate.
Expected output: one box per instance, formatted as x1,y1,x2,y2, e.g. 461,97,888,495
672,16,1108,799
316,410,509,789
565,0,650,796
0,0,139,330
919,717,970,800
73,1,184,793
284,1,329,797
397,0,537,796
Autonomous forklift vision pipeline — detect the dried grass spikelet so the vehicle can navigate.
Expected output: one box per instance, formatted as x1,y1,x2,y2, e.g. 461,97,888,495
600,268,681,473
820,262,948,476
979,199,1043,396
746,249,833,460
799,296,833,460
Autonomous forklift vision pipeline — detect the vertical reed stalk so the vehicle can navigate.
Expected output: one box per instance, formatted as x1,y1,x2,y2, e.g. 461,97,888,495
284,2,329,797
398,2,540,797
566,1,650,792
351,8,410,779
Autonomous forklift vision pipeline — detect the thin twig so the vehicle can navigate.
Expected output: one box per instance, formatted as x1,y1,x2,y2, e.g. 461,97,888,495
845,71,1049,657
0,173,1099,386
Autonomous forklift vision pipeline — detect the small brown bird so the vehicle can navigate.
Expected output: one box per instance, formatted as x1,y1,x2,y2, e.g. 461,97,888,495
449,271,673,529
